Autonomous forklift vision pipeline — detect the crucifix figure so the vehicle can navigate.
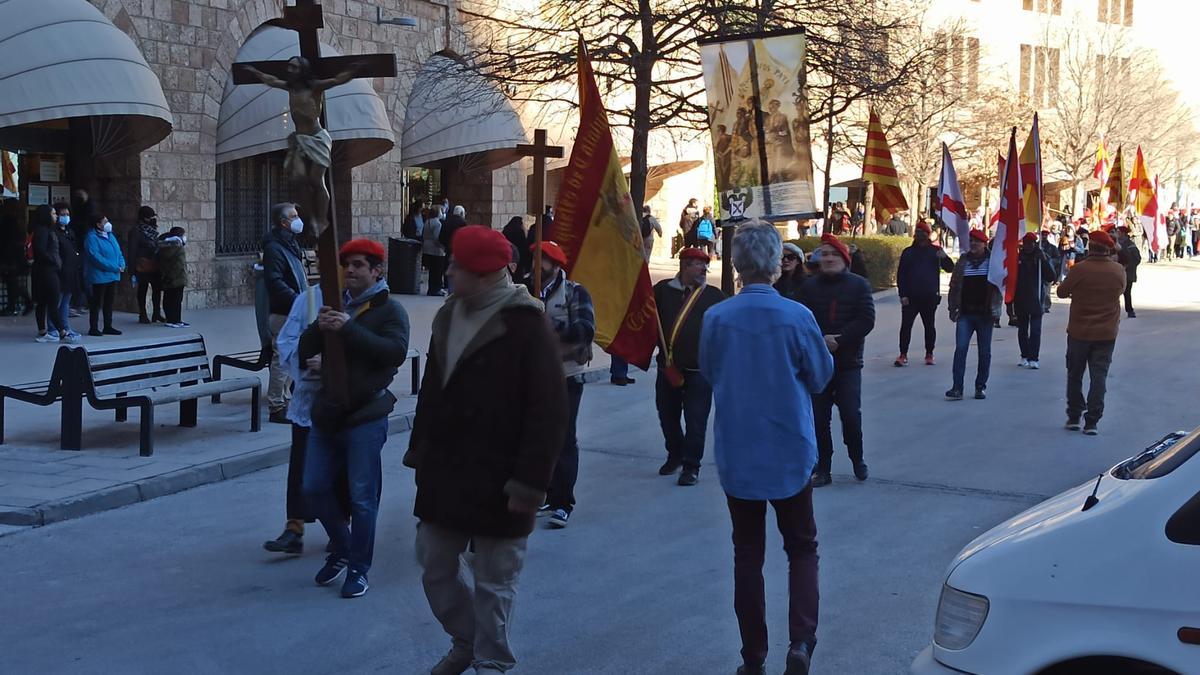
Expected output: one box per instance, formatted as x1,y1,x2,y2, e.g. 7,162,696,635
231,0,396,404
516,129,564,292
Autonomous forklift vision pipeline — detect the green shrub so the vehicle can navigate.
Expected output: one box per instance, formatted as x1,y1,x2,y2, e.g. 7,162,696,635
790,234,912,291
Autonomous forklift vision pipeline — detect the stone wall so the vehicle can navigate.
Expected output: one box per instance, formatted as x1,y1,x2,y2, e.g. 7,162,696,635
84,0,526,308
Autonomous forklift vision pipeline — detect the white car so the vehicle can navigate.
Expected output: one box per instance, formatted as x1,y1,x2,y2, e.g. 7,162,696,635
912,429,1200,674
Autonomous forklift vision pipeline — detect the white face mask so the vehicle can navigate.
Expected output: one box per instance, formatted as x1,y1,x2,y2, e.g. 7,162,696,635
289,217,304,234
181,235,187,245
102,221,112,233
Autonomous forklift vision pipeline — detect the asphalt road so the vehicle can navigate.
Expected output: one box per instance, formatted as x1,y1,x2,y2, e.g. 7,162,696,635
3,259,1198,675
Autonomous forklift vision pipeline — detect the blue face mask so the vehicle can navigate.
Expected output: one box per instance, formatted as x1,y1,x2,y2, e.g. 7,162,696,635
58,215,70,227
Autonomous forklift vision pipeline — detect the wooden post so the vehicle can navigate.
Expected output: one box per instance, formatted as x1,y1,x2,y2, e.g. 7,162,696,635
515,129,563,293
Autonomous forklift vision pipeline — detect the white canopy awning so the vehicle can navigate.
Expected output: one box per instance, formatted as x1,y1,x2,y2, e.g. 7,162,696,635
216,26,394,167
0,0,173,156
401,52,527,169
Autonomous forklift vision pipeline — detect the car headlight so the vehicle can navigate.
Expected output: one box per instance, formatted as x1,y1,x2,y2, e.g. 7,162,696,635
934,584,989,650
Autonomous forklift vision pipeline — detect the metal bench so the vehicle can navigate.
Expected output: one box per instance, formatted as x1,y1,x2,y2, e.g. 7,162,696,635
211,344,423,396
80,334,261,456
0,346,82,450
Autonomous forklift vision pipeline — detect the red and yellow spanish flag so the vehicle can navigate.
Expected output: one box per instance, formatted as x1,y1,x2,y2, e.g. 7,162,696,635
550,39,658,370
1,151,16,194
862,109,908,221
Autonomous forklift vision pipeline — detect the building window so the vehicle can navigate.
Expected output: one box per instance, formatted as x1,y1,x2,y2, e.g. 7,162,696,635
215,152,294,256
943,34,981,95
1024,0,1061,14
1099,0,1133,24
1020,44,1060,107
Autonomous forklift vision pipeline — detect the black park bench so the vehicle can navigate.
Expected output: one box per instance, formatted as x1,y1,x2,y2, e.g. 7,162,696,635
211,344,423,397
80,334,261,456
0,346,82,450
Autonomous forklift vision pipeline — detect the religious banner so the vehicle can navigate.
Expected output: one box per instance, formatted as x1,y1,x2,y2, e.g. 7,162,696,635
699,28,818,221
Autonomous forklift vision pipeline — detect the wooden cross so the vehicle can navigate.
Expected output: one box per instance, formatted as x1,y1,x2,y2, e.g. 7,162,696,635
231,1,396,406
516,129,564,292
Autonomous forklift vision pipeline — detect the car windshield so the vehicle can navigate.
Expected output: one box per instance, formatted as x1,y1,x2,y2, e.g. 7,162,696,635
1112,429,1199,480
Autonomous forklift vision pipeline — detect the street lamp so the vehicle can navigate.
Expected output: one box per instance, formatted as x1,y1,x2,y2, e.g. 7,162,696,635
376,7,417,26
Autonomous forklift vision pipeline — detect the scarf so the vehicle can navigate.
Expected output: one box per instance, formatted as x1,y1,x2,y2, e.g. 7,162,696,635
343,278,389,315
444,277,522,385
138,223,159,255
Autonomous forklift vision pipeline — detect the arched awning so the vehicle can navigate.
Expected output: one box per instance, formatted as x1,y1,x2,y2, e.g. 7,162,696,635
216,25,394,168
401,51,527,170
0,0,173,156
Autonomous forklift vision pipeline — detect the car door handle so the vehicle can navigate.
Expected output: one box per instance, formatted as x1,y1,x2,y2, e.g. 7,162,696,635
1179,627,1200,645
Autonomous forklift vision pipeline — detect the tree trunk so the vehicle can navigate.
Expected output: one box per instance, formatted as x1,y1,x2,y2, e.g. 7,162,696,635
821,98,835,234
627,0,654,213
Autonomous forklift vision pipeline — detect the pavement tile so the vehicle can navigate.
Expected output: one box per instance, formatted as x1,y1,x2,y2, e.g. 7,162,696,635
0,459,77,475
0,448,82,463
54,456,158,469
0,483,91,502
53,464,184,482
0,471,88,488
59,478,126,493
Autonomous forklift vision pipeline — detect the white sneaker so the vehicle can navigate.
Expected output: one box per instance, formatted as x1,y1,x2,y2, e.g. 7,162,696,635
1027,360,1040,370
1018,359,1029,368
35,332,58,343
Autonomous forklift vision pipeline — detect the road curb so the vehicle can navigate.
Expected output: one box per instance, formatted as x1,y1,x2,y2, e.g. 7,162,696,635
0,366,610,531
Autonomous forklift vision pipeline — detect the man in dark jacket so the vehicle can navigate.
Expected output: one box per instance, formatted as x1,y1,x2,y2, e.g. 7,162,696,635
262,202,309,423
405,225,566,674
1116,225,1140,318
946,229,1003,400
894,221,954,367
1014,233,1056,369
800,233,875,487
654,247,726,486
437,204,468,254
299,238,410,599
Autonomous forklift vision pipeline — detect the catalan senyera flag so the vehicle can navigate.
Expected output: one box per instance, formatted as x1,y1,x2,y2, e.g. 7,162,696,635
1128,147,1160,252
862,109,908,221
550,39,658,370
1,151,16,195
989,128,1024,304
1105,145,1125,210
1019,114,1043,232
1092,140,1108,180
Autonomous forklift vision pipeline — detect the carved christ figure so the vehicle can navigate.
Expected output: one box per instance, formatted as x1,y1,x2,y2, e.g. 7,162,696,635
239,56,369,232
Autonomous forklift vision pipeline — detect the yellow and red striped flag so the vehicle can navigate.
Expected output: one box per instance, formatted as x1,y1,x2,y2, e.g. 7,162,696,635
1129,146,1162,251
1105,145,1125,210
1019,113,1043,232
862,109,908,221
550,39,658,370
1092,140,1108,180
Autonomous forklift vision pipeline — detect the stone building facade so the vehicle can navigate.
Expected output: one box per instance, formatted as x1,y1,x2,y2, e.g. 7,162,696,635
77,0,527,308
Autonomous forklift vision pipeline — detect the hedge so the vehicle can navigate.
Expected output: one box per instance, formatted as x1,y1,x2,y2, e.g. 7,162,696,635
789,234,913,291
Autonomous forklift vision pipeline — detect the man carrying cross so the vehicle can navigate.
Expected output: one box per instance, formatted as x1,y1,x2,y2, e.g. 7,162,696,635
239,56,371,233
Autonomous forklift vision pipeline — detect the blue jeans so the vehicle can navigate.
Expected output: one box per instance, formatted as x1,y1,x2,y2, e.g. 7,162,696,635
547,379,584,512
303,416,388,572
609,356,628,380
58,292,72,334
1016,313,1043,361
951,313,993,392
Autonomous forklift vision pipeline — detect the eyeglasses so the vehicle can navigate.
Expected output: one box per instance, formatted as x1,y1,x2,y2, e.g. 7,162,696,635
782,254,799,262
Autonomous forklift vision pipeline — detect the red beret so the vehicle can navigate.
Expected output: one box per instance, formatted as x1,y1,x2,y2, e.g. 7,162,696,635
915,221,932,235
679,247,711,263
338,238,386,263
1089,230,1115,249
532,240,569,268
452,225,511,274
1022,232,1037,244
969,229,988,243
820,233,851,265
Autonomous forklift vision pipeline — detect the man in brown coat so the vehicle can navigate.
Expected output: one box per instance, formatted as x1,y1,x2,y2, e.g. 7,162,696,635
404,225,568,675
1056,229,1128,435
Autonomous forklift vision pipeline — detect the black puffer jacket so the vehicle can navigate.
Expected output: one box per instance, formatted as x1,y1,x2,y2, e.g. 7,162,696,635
261,227,306,316
798,270,876,370
1013,246,1055,316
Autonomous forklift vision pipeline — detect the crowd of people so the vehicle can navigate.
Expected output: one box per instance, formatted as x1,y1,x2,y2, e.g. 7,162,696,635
0,194,191,341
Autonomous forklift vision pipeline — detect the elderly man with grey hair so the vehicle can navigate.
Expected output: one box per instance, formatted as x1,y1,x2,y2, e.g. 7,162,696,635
700,222,834,675
261,201,309,425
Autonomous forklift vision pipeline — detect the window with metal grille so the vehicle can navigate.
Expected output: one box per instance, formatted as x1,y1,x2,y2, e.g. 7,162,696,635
215,152,295,256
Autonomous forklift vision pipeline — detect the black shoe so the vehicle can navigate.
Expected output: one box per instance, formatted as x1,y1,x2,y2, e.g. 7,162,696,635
268,409,290,424
430,649,474,675
341,569,369,598
736,666,766,675
1065,418,1081,431
677,470,698,486
152,313,166,323
103,327,122,335
1127,310,1136,318
784,642,814,675
658,459,682,476
1083,423,1099,436
853,462,869,481
811,471,831,488
315,555,348,586
87,328,104,337
945,388,963,401
974,387,987,400
138,315,151,324
263,529,303,554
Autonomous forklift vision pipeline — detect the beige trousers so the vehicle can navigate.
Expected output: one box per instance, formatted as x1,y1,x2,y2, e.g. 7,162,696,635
266,313,291,412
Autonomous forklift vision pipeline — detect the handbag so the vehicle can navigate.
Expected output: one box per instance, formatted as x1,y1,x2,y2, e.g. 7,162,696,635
662,286,704,388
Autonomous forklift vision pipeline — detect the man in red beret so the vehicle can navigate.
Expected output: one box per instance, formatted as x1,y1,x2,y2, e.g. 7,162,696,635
531,239,596,528
654,246,726,486
1013,232,1056,369
945,229,1002,400
1114,224,1141,318
1056,228,1127,435
894,220,955,367
406,225,567,673
799,233,875,486
298,238,411,598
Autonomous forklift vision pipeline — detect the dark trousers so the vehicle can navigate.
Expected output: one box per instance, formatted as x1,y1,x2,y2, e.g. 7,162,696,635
609,355,628,380
655,369,713,472
163,287,184,324
1123,279,1135,314
1066,338,1115,425
286,424,350,526
813,368,863,474
32,267,63,333
1016,313,1043,361
88,282,116,332
951,313,993,391
424,255,446,295
137,271,162,318
547,378,584,512
898,296,938,355
726,484,819,667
